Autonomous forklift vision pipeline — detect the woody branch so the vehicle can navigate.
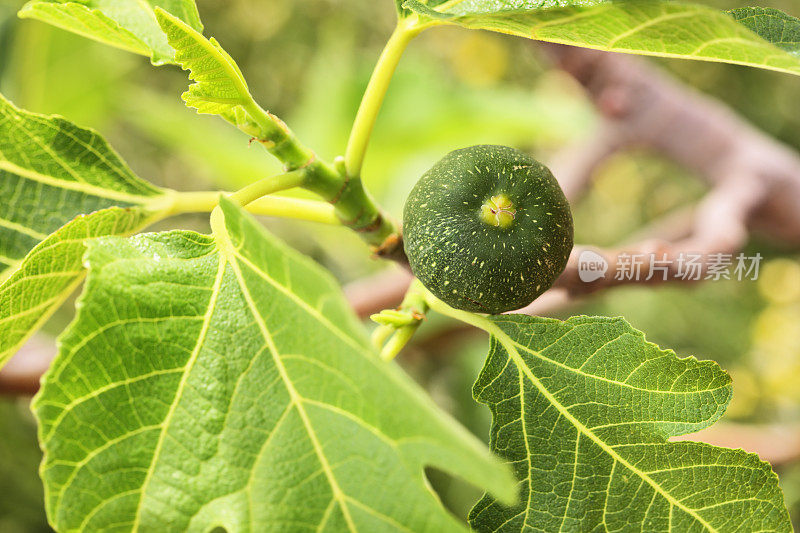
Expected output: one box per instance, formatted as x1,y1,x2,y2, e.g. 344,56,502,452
351,44,800,317
7,46,800,397
542,44,797,304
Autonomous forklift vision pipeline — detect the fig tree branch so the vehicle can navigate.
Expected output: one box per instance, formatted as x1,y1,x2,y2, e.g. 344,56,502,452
365,44,800,312
8,46,800,409
543,44,800,297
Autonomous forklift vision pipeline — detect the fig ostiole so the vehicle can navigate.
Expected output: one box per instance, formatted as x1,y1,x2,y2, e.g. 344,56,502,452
403,145,574,314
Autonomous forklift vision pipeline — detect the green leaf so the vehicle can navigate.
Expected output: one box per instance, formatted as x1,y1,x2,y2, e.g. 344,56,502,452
18,0,203,65
396,0,451,19
419,0,585,16
468,315,790,532
0,95,166,267
154,9,253,120
729,7,800,57
401,0,454,20
0,95,172,367
410,0,800,76
34,197,515,532
0,207,160,369
154,9,318,172
154,8,301,152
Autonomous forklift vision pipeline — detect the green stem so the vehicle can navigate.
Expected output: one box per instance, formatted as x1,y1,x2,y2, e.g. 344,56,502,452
216,19,425,252
240,100,317,171
380,326,418,361
247,197,339,225
371,324,396,350
232,100,400,246
169,191,340,225
377,279,430,361
422,285,498,335
344,19,421,179
228,170,307,207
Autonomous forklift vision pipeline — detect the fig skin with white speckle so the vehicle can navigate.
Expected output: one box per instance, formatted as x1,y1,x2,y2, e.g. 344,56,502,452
403,145,574,314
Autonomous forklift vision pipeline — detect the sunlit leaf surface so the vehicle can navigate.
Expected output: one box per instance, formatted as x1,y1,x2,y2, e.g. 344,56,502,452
18,0,202,64
35,198,516,532
469,315,791,532
0,96,171,368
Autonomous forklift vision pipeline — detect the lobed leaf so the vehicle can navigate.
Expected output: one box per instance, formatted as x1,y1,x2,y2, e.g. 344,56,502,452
407,0,800,76
0,95,172,368
154,9,253,119
34,197,516,532
18,0,203,65
153,7,303,154
469,315,790,532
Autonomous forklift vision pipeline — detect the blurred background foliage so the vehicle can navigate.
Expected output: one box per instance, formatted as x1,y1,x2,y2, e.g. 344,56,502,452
2,0,800,530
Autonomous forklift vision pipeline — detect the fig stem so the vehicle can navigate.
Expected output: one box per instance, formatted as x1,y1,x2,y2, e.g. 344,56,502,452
169,191,340,225
375,279,430,361
421,286,498,332
344,18,422,179
228,170,308,207
380,326,419,361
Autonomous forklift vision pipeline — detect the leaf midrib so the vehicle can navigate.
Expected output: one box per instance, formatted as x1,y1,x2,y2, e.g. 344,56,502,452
129,254,227,531
231,249,368,354
482,318,720,533
226,251,358,532
516,336,725,396
490,318,728,397
605,10,698,48
0,160,164,205
207,212,359,531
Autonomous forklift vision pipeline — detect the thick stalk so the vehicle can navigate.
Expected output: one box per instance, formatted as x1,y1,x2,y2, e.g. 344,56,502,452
326,175,397,248
238,101,400,247
344,20,421,179
227,19,426,253
242,101,317,172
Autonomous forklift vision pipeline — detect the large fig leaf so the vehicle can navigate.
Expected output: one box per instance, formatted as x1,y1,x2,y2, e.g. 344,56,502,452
468,315,790,532
0,95,172,368
34,197,515,532
406,0,800,76
18,0,202,65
